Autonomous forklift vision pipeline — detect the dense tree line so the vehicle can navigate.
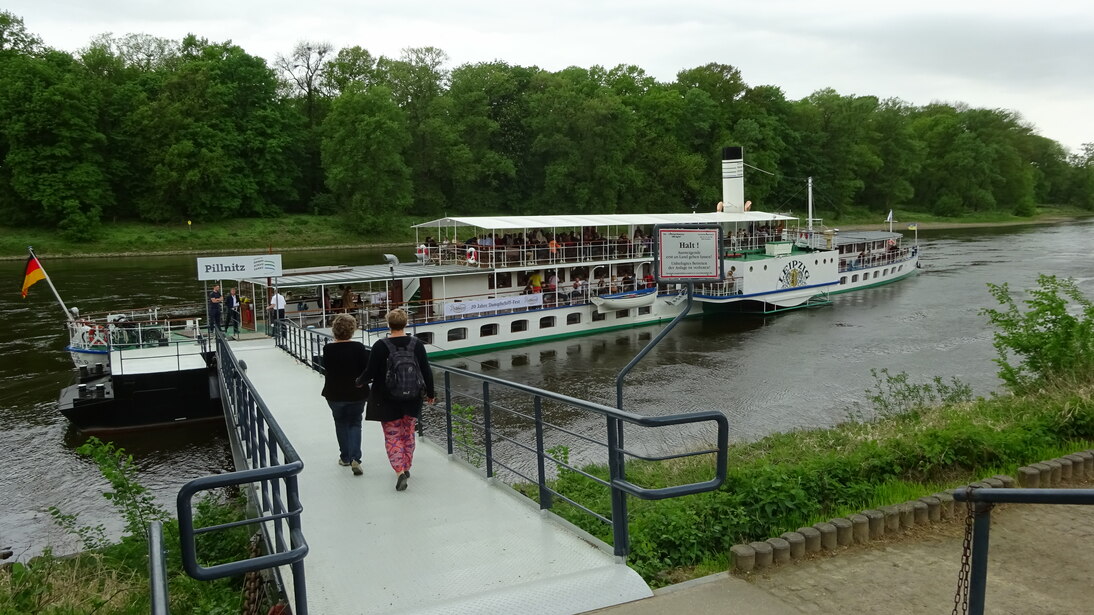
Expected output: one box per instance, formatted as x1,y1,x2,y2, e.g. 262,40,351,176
2,11,1092,239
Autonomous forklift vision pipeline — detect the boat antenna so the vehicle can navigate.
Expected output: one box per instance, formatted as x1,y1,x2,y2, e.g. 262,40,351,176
26,246,75,322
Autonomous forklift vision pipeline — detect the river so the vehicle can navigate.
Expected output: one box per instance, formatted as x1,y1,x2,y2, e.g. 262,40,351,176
2,221,1091,558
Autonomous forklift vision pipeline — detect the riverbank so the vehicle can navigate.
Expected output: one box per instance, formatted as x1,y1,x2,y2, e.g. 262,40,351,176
3,211,1090,261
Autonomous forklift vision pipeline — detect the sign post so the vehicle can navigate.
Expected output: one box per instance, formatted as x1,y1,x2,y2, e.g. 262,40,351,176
609,223,724,558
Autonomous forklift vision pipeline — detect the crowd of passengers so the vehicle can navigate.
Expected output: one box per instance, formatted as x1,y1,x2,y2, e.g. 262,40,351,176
421,223,797,265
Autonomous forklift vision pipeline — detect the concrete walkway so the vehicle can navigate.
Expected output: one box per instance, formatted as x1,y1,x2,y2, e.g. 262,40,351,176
589,501,1094,614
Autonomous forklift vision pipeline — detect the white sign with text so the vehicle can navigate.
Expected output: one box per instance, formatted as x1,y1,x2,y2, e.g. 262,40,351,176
655,226,723,282
196,255,283,280
443,293,543,317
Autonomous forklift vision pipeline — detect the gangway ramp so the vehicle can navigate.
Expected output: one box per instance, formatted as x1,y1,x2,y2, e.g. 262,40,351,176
231,339,652,614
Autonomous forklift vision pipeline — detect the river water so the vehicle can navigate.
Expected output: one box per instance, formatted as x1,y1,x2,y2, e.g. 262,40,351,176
2,221,1091,558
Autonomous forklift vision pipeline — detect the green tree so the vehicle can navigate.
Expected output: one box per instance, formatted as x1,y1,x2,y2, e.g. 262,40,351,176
124,36,298,222
522,67,637,214
0,49,112,237
321,85,412,232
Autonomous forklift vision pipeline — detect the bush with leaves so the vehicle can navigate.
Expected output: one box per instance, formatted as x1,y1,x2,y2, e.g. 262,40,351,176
982,274,1094,392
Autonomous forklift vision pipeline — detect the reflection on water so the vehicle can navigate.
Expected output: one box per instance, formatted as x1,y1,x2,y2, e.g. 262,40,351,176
3,222,1093,557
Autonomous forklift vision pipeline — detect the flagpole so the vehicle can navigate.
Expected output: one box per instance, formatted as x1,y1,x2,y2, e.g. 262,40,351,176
28,246,75,322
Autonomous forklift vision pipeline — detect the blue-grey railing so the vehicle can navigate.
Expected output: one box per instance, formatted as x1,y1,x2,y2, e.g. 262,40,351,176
953,487,1094,615
274,319,327,373
276,320,729,557
148,521,169,615
172,328,309,614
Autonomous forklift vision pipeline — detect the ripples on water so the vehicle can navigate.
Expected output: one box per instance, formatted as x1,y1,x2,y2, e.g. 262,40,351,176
3,223,1092,558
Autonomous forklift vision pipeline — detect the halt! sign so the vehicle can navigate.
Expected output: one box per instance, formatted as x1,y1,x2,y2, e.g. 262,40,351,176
653,225,723,283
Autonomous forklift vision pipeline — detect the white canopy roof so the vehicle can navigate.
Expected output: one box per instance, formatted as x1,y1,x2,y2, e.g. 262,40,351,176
414,211,795,231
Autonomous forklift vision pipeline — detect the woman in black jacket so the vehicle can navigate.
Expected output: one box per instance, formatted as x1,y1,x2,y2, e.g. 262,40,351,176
357,309,435,491
321,314,370,476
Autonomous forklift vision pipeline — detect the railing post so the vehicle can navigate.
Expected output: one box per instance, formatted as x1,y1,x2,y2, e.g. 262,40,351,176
482,381,494,478
533,396,551,509
148,520,170,615
481,380,494,477
967,501,993,615
606,415,629,557
444,372,454,455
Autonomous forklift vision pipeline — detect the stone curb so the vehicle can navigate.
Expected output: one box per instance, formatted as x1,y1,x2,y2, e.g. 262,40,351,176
729,449,1093,572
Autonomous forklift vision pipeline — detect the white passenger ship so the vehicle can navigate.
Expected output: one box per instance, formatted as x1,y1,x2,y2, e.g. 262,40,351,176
238,148,919,358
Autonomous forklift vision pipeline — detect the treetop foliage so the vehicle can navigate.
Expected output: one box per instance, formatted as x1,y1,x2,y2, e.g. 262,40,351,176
2,11,1093,239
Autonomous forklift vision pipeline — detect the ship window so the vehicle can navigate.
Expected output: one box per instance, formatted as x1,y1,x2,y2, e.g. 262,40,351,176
448,327,467,341
592,311,606,322
415,332,434,345
852,274,859,282
567,313,581,325
616,309,630,318
480,323,498,337
540,316,556,329
873,271,879,279
491,272,512,288
898,265,903,272
511,319,528,333
638,306,651,315
840,276,847,285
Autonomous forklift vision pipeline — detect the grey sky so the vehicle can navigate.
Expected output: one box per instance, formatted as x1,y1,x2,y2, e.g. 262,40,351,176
8,0,1092,153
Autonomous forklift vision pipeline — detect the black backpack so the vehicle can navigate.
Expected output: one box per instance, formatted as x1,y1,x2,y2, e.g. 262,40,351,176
381,337,424,400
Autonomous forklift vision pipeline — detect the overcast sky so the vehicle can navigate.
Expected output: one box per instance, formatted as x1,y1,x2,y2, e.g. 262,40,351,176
8,1,1093,153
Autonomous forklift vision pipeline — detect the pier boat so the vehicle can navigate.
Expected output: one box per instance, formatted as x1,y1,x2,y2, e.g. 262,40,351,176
240,147,918,358
58,307,223,432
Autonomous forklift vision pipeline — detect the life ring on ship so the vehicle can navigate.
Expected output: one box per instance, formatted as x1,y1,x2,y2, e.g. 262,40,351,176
416,244,428,262
85,325,108,346
466,246,477,265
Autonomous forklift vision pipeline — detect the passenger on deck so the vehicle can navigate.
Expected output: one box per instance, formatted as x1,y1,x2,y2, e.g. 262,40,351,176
341,285,354,312
356,309,436,492
225,287,242,339
547,271,559,292
622,273,635,291
269,290,286,321
207,284,222,333
529,271,544,293
322,314,370,476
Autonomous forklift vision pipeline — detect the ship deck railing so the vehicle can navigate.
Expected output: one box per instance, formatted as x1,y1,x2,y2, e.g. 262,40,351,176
280,283,677,333
838,249,916,272
276,319,729,559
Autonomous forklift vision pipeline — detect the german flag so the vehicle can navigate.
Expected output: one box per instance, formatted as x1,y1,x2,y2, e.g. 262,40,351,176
21,255,46,298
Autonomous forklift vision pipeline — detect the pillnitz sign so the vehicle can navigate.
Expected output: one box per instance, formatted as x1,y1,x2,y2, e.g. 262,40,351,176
196,255,283,280
653,225,723,283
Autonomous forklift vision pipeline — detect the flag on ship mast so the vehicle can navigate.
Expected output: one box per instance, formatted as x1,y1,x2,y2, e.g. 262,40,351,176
20,247,75,321
21,254,46,298
885,210,893,223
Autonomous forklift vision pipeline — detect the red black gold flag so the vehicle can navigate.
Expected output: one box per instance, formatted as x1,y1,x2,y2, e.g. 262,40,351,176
21,255,46,298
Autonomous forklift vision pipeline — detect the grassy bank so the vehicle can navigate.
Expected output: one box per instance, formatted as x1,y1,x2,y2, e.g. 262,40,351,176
0,439,264,615
0,214,425,259
3,207,1091,259
538,376,1094,585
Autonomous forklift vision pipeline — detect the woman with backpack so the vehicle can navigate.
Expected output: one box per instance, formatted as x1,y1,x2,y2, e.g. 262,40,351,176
356,309,436,491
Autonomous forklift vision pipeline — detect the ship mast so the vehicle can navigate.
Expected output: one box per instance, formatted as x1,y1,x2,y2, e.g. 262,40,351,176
806,176,814,233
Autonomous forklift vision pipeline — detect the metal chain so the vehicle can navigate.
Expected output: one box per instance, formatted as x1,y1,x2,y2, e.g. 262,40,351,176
951,486,976,615
242,533,263,615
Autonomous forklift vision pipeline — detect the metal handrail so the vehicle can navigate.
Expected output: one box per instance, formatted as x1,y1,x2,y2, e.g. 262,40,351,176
174,328,309,614
276,320,728,557
953,487,1094,615
148,521,169,615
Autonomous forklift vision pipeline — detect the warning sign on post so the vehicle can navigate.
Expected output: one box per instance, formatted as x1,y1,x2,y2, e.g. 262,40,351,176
653,225,723,283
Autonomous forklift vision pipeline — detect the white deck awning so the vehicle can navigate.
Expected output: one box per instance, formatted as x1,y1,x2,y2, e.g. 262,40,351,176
414,211,796,231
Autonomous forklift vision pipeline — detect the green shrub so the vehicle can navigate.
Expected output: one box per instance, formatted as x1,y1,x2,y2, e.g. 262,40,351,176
982,274,1094,392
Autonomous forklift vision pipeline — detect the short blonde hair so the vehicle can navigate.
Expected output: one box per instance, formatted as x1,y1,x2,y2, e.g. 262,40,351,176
386,309,408,331
331,314,357,340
